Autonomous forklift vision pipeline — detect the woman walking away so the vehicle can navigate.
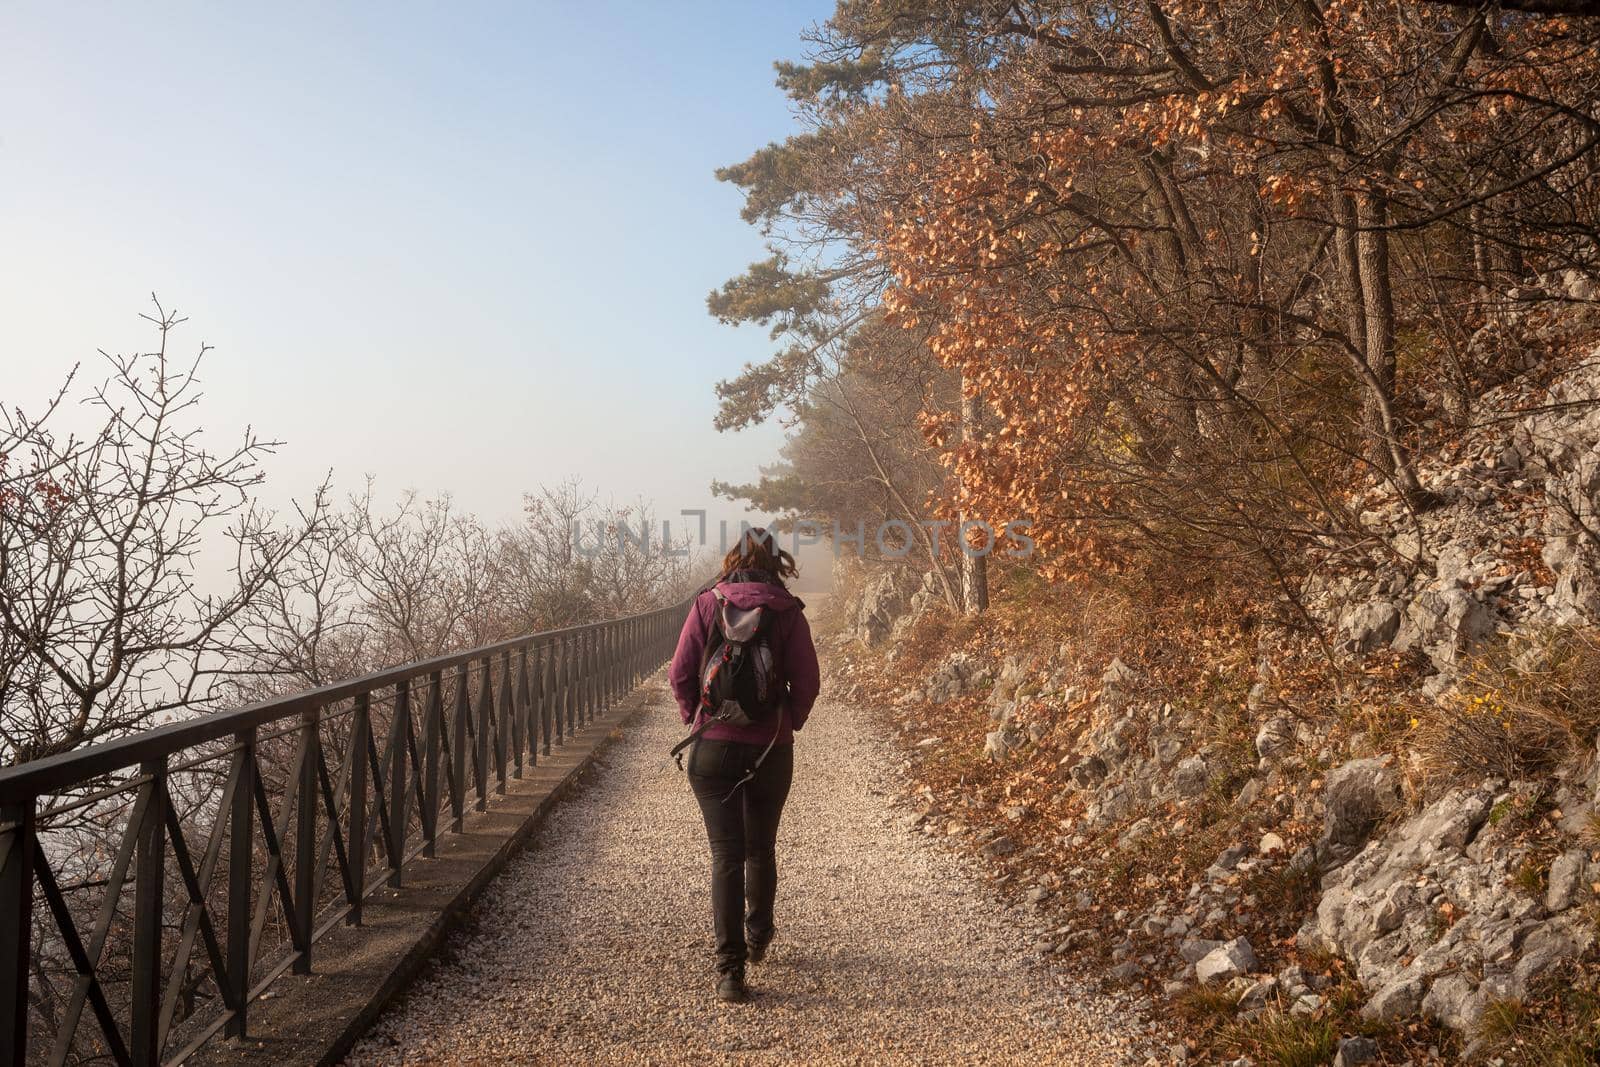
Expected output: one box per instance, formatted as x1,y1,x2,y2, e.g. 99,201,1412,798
669,528,820,1004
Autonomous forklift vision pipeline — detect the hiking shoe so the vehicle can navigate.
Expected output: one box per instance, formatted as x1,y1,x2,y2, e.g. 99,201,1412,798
716,971,749,1003
747,938,771,965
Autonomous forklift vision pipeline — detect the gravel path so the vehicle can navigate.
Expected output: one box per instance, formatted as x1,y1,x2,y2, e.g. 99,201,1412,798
343,687,1156,1066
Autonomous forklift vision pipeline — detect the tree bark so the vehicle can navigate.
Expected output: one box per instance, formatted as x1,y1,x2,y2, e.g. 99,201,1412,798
1355,189,1428,504
959,375,989,616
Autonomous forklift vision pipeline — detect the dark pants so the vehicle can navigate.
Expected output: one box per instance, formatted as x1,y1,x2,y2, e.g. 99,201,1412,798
686,739,794,975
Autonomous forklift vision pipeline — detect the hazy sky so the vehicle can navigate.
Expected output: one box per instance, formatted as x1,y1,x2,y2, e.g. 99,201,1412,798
1,1,833,564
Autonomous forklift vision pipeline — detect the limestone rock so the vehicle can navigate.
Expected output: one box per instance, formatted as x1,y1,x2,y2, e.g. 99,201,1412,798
926,652,982,703
1067,755,1108,789
1318,757,1403,867
1173,756,1210,798
1339,600,1401,655
1333,1036,1380,1066
983,724,1022,762
1361,975,1424,1021
853,568,911,645
1195,937,1258,984
1178,937,1224,963
1099,657,1138,712
1394,584,1495,672
1546,849,1589,912
1254,716,1295,760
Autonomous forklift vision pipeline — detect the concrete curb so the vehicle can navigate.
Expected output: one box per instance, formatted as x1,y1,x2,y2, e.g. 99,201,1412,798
191,680,668,1067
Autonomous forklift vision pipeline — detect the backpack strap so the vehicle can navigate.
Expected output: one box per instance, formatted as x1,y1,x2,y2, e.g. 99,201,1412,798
670,708,715,769
673,588,729,770
718,709,785,804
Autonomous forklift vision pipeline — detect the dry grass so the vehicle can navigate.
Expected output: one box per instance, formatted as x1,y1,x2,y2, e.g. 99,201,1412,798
1219,1011,1339,1067
1411,628,1600,792
1173,983,1243,1028
1478,971,1600,1067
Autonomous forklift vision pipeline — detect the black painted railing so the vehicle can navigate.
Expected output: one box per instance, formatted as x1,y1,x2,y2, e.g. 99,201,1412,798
0,602,687,1066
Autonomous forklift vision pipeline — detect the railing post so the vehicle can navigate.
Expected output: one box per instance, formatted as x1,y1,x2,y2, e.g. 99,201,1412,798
573,631,584,728
496,652,510,794
525,649,540,768
423,672,443,856
603,624,615,708
511,651,526,780
585,628,597,724
131,759,168,1067
569,639,582,739
347,696,369,922
226,730,254,1038
388,683,409,887
572,631,583,729
540,644,554,755
592,630,601,723
0,799,37,1063
611,622,622,702
595,626,606,713
475,659,492,812
293,707,319,974
451,665,468,832
553,637,566,743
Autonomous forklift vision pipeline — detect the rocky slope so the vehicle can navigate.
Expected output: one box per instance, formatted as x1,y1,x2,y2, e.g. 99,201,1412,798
828,302,1600,1063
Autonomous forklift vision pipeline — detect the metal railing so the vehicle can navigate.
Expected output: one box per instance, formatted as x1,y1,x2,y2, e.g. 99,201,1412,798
0,602,687,1066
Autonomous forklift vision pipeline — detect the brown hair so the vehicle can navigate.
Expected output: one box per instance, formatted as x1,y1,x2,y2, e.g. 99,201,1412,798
718,526,799,585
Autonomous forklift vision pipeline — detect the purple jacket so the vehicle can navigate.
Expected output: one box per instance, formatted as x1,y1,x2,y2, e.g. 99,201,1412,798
668,579,820,745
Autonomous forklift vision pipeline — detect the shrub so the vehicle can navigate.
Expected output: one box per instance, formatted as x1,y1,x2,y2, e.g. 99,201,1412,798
1220,1011,1339,1067
1412,628,1600,791
1478,978,1600,1067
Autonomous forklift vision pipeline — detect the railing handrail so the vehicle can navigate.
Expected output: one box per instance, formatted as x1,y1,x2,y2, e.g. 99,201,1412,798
0,604,686,802
0,596,692,1066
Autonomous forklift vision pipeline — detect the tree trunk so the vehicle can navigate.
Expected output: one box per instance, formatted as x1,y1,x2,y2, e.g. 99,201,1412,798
959,376,988,616
1356,189,1427,504
1330,182,1369,376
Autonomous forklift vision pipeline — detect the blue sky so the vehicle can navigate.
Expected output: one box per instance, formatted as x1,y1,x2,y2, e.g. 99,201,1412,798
1,1,833,558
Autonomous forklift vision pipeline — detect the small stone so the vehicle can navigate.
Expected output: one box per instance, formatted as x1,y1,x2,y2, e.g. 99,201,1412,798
1546,849,1588,912
1289,993,1321,1017
1195,937,1258,983
1212,844,1249,871
1258,832,1286,854
983,726,1022,761
1178,937,1224,963
981,834,1017,857
1361,976,1425,1021
1333,1035,1380,1066
1106,960,1140,982
1255,715,1296,759
1174,756,1210,797
1068,755,1108,789
1237,976,1278,1011
1338,601,1401,655
1235,778,1263,806
1319,757,1403,865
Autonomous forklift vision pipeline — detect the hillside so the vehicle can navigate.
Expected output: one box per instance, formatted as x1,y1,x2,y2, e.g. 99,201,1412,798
823,295,1600,1065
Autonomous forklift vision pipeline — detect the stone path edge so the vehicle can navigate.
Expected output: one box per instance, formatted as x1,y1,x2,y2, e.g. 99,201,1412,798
191,678,669,1067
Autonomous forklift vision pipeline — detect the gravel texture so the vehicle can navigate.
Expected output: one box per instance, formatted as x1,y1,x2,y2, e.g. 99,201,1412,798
343,689,1157,1066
